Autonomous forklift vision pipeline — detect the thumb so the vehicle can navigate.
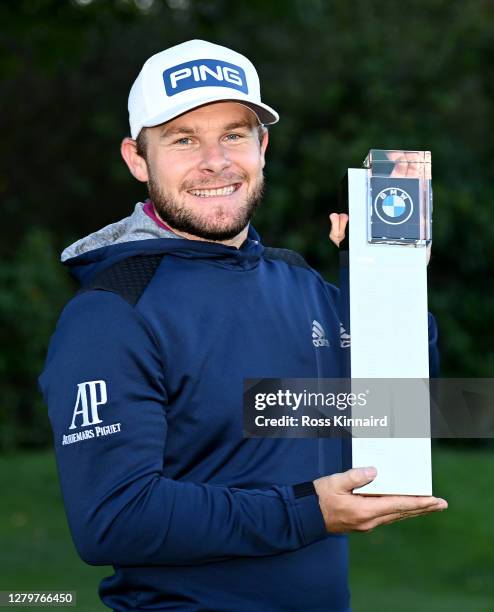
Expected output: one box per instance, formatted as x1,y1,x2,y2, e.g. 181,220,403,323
334,466,377,492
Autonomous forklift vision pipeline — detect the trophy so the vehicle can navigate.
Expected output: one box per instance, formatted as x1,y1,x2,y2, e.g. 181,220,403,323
339,150,433,495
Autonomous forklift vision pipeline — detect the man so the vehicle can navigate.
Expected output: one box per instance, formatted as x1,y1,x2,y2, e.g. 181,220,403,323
40,40,447,611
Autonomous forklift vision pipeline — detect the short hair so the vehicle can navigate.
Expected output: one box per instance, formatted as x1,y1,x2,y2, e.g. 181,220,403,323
136,129,148,160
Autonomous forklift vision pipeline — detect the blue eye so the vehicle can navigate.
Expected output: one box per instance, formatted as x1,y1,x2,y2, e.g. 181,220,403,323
225,133,242,141
175,137,192,145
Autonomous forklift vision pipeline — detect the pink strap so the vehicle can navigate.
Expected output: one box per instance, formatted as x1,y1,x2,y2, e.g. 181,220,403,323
143,200,174,232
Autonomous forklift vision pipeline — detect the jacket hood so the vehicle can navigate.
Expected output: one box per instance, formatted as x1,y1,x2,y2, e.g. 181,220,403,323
61,202,264,285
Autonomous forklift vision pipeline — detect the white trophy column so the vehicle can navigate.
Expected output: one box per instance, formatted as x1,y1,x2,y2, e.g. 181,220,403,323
348,168,432,495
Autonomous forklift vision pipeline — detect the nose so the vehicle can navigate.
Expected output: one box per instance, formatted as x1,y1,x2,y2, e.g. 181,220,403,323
197,141,231,174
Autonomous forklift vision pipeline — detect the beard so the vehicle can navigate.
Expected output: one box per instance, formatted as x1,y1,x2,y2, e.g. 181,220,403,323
148,171,264,242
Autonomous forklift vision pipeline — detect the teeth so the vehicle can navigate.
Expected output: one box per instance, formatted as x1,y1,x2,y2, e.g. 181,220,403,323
189,185,237,197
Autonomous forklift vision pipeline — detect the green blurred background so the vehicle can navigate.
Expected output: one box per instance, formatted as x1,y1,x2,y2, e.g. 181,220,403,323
1,0,493,609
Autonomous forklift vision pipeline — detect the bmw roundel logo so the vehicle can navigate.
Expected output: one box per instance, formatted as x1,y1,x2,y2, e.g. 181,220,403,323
374,187,414,225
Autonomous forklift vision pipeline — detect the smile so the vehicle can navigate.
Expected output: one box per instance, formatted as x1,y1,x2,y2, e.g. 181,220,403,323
187,183,241,198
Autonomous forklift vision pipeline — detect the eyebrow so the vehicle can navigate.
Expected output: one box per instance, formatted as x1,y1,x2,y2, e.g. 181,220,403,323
160,120,256,140
223,120,257,131
160,126,196,139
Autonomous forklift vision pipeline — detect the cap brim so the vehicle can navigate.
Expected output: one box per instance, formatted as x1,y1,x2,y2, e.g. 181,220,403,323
135,93,279,138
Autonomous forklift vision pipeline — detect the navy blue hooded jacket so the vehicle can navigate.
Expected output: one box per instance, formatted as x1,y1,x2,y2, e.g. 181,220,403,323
39,203,439,611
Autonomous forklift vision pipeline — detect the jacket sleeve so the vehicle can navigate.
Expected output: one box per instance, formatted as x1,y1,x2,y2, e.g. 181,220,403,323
324,281,440,377
39,290,327,567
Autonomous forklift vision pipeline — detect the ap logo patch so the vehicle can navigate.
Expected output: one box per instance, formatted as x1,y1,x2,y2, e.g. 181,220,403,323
163,59,248,97
62,380,122,446
374,187,414,225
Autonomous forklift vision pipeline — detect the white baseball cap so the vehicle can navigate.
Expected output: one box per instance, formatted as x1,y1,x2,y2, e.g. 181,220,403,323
128,39,279,139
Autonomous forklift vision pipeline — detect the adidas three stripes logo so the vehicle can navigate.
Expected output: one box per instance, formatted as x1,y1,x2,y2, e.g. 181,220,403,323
312,320,330,347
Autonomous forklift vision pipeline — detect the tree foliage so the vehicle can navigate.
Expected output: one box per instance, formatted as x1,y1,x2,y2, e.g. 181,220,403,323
1,0,492,448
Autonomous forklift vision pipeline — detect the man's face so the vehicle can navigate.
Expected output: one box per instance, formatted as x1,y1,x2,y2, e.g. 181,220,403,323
141,102,268,241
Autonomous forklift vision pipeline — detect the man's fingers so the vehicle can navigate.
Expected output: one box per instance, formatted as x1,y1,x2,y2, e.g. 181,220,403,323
354,497,448,532
386,151,402,162
388,151,424,178
387,151,407,177
328,213,348,247
370,501,448,529
359,494,447,519
329,213,339,238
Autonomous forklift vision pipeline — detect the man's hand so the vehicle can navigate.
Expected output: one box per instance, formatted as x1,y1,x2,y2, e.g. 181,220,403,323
328,210,431,265
329,213,349,247
387,151,431,179
314,467,447,533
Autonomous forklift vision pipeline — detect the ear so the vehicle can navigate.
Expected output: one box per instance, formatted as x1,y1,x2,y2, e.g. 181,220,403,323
121,137,149,182
259,128,269,169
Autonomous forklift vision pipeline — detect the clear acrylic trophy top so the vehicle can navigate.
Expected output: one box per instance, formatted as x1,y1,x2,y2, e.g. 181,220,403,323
363,149,432,245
